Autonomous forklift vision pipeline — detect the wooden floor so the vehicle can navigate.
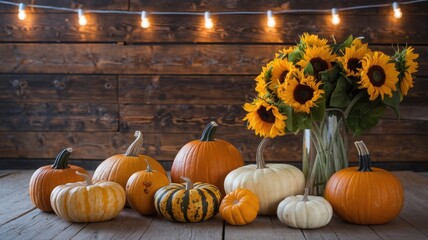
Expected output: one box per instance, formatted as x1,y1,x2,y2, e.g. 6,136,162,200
0,171,427,240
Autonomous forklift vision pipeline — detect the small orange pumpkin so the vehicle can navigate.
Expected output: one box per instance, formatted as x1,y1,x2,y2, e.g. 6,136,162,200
324,141,404,225
29,148,88,212
220,188,259,225
126,160,170,215
93,131,166,191
171,121,244,195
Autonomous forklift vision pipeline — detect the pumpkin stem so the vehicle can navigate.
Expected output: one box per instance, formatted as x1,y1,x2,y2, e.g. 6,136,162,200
256,138,270,169
181,176,194,190
355,141,372,172
302,188,309,202
125,131,143,156
144,159,152,172
52,148,73,169
76,171,93,186
200,121,218,141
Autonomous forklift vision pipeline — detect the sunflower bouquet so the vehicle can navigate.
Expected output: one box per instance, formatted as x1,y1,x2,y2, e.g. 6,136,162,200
243,33,419,195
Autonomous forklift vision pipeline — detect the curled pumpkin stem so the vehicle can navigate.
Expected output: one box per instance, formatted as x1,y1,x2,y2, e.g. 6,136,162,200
256,138,270,169
144,159,153,172
52,148,73,169
76,171,93,186
181,176,194,190
302,188,309,202
125,131,143,156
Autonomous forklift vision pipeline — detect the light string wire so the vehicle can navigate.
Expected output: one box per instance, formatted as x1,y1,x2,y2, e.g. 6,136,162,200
0,0,427,15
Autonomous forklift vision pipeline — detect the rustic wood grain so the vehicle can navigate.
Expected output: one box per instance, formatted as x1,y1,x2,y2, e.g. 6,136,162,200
0,103,118,131
326,216,382,240
0,74,117,103
141,214,223,239
0,132,427,162
0,0,128,11
119,75,255,105
269,217,308,240
225,216,289,240
369,217,427,239
1,44,427,75
1,13,428,44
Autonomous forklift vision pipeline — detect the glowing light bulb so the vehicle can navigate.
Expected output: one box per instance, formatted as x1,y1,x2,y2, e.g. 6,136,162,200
331,8,340,25
78,9,87,26
204,11,213,29
392,2,402,19
18,3,26,20
267,10,276,28
141,11,150,28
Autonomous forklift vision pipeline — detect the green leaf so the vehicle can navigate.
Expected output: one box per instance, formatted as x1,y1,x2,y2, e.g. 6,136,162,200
329,77,353,108
304,62,314,75
383,90,401,118
332,35,354,54
311,98,326,122
346,98,385,136
288,49,303,64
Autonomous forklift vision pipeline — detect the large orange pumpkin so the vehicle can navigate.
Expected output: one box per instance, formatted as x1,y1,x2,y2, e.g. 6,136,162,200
29,148,88,212
170,121,244,195
324,141,404,225
93,131,166,191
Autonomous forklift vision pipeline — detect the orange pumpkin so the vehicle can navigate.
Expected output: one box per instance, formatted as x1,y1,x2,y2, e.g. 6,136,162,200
93,131,167,191
324,141,404,225
29,148,88,212
220,188,259,225
170,121,244,195
126,160,170,215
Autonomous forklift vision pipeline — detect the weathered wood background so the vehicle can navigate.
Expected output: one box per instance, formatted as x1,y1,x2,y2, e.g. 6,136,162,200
0,0,427,170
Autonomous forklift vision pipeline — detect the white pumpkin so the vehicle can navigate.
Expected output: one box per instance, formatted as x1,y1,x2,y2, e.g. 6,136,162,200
224,138,305,215
277,188,333,229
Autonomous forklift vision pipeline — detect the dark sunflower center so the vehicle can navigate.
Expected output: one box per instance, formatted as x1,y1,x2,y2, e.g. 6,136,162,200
367,65,386,87
348,58,362,74
310,57,329,79
278,70,289,84
257,106,276,123
294,84,314,104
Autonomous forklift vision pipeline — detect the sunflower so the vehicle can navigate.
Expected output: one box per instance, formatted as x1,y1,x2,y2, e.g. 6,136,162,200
300,33,328,47
351,38,366,49
298,46,336,80
337,45,371,77
275,46,295,59
277,71,324,113
359,51,399,101
269,58,297,91
243,98,286,138
400,47,419,96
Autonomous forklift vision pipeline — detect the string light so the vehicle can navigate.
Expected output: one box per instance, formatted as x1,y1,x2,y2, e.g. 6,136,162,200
77,9,87,26
204,11,213,29
141,11,150,28
17,3,26,20
331,8,340,25
392,2,403,18
266,10,276,28
0,0,427,29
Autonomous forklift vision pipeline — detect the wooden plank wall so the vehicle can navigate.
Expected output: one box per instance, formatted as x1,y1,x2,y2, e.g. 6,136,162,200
0,0,427,170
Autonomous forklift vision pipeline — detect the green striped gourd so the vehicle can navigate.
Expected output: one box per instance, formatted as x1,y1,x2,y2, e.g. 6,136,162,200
154,177,221,222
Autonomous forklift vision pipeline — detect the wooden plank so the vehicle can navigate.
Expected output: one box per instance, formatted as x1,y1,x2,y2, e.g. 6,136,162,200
225,216,286,239
119,75,255,105
326,216,381,240
370,217,427,240
141,214,223,239
0,171,36,226
420,172,428,178
1,13,428,44
130,0,428,13
0,0,128,11
0,103,118,131
0,170,17,177
270,217,308,240
53,208,154,240
1,44,428,75
120,104,246,133
0,209,74,240
0,75,117,103
0,132,427,162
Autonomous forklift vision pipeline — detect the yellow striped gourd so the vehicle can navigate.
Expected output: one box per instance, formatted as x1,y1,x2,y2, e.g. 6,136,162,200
154,177,221,222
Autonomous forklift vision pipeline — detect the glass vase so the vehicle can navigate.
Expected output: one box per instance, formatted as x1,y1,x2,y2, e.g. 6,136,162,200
302,109,349,196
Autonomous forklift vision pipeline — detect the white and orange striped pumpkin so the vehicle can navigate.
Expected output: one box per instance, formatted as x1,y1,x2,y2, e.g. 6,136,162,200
50,172,125,222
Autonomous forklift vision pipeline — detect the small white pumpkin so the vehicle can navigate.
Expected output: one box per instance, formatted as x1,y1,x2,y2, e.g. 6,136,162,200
224,138,305,215
277,188,333,229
